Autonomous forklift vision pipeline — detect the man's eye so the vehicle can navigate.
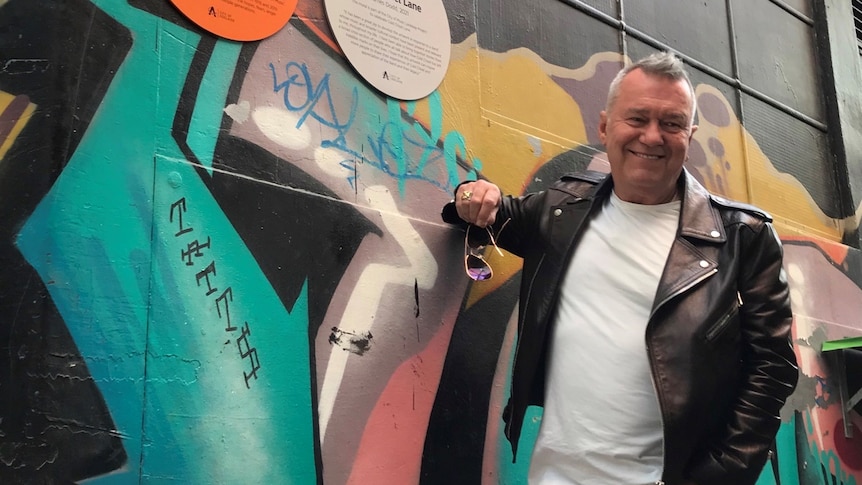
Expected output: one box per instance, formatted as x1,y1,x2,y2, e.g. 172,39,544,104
628,117,646,124
662,122,683,131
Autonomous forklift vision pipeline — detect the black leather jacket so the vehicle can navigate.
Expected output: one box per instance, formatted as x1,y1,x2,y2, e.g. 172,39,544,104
443,169,798,485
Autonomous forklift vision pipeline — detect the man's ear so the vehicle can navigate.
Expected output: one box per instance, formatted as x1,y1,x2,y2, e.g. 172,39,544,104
689,124,699,139
598,111,608,144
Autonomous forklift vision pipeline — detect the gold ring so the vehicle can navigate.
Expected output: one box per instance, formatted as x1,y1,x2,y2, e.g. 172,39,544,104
461,190,473,201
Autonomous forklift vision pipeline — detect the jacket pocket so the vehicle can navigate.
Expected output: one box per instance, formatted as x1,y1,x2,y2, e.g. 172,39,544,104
705,301,739,342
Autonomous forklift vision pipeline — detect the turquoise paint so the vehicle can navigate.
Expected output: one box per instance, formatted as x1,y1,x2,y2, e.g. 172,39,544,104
385,97,408,194
136,156,316,483
443,130,470,189
17,1,170,479
407,92,443,176
405,91,476,190
406,90,481,186
772,416,801,485
755,464,777,485
754,417,803,485
495,408,541,484
187,40,243,174
17,3,317,482
809,444,858,485
495,330,541,484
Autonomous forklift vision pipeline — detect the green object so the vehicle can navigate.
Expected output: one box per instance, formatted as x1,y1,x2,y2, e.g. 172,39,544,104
822,336,862,352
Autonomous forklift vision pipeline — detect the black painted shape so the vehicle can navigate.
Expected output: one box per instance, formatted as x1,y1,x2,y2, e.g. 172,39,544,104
842,350,862,415
841,247,862,292
0,0,131,172
0,0,130,481
523,145,600,194
0,264,128,484
208,135,382,333
420,273,521,484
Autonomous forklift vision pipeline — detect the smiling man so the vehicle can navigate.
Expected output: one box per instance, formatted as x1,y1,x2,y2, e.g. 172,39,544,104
442,52,798,485
600,66,696,205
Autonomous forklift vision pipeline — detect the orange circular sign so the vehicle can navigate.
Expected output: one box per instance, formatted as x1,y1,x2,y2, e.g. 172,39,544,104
170,0,298,41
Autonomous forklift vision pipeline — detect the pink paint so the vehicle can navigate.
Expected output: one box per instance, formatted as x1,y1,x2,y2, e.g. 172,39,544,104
346,307,458,484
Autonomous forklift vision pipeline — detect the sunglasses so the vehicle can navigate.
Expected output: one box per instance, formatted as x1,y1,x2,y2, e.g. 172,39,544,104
464,219,510,281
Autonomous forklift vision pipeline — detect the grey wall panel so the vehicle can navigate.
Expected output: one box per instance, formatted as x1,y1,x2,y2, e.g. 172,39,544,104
579,0,618,17
742,93,840,217
776,0,813,18
732,0,825,122
477,0,619,68
624,0,733,76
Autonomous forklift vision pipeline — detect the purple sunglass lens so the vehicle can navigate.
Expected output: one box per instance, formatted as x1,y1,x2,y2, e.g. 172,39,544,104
466,256,492,281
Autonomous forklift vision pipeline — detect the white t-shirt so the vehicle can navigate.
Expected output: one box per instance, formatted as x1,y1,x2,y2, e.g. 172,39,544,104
528,191,680,485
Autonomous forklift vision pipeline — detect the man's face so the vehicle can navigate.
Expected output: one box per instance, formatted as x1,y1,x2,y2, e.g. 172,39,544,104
598,68,698,205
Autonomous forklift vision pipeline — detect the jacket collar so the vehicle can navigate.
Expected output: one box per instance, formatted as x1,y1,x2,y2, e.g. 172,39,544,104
593,168,726,243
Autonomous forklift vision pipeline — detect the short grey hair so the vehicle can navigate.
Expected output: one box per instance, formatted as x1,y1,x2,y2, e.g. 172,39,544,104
606,51,697,122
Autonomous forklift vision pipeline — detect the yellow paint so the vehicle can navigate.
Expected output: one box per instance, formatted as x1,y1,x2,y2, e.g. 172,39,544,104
693,85,844,241
414,37,591,198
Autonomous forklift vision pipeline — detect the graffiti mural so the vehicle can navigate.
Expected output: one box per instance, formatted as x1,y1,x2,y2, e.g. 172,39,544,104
0,0,860,484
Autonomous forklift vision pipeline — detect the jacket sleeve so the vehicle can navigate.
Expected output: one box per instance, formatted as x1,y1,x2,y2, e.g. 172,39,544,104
687,220,798,485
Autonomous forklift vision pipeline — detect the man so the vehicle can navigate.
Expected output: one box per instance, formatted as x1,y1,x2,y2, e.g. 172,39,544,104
442,52,798,485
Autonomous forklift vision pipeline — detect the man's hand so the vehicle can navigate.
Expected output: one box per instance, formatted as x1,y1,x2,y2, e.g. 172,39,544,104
455,180,501,228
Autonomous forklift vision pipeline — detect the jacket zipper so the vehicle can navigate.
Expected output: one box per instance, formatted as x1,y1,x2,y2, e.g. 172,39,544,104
705,305,738,341
506,252,546,444
650,268,718,320
505,194,595,455
647,365,666,483
509,197,593,441
647,267,717,482
705,291,743,341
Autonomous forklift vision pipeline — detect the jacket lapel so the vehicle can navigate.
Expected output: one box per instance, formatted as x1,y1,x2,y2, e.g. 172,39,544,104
651,170,725,315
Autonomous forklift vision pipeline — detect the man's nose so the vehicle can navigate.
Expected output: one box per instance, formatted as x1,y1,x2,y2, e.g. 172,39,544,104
639,121,664,145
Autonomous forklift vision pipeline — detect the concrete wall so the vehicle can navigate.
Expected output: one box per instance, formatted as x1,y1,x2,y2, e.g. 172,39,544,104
1,0,860,483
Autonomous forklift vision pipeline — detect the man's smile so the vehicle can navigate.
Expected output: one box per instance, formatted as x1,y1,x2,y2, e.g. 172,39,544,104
629,150,663,160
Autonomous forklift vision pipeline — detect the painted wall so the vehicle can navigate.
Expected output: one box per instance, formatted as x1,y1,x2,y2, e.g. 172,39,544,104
1,0,860,483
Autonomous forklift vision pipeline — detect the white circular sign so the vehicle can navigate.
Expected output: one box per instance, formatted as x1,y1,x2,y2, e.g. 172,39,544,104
325,0,451,100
